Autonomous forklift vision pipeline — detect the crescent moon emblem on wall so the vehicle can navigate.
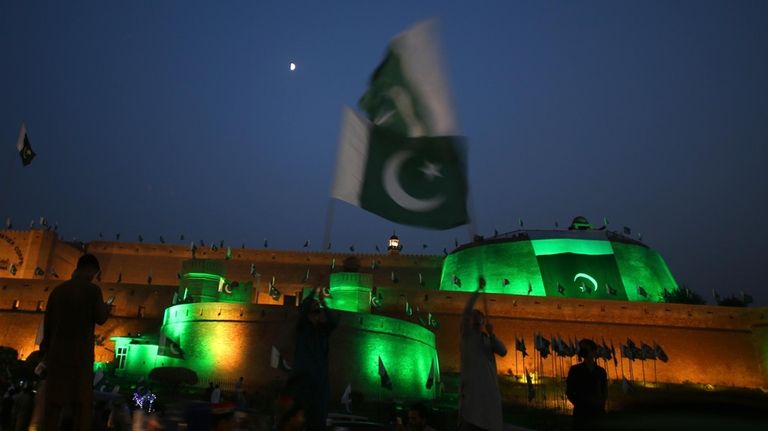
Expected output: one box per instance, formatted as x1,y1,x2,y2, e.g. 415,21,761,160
573,273,598,292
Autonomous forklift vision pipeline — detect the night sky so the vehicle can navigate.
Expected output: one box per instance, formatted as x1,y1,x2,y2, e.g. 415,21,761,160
2,1,766,305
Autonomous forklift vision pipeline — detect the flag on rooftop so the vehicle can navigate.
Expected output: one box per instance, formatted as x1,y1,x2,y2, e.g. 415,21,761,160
427,312,439,329
16,123,36,166
330,20,468,230
741,291,753,305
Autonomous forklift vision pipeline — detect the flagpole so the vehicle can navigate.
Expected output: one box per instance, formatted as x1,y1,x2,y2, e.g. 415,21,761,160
466,192,478,242
322,198,336,251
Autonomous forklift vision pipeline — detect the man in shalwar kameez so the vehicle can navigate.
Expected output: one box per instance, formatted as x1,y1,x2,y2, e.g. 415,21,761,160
40,254,110,431
459,286,507,431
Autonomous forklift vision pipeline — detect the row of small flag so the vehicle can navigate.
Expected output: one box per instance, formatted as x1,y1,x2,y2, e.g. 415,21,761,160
5,217,58,232
515,335,669,363
270,346,437,398
450,274,652,297
712,288,754,305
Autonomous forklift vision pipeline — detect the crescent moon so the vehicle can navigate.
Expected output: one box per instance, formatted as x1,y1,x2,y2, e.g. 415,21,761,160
224,284,232,294
573,273,598,292
383,151,445,212
169,342,181,355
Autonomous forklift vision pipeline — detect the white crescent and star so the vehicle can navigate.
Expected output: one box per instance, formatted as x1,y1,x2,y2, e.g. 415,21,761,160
383,150,446,212
573,273,598,292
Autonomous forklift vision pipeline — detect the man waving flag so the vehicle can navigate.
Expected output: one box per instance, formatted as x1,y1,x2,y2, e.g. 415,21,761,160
331,20,469,229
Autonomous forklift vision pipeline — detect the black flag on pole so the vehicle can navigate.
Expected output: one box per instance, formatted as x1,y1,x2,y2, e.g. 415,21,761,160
16,123,36,166
378,356,393,390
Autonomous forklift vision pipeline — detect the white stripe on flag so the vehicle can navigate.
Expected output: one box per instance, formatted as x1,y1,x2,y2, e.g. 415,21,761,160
330,107,371,207
16,122,27,152
392,19,458,136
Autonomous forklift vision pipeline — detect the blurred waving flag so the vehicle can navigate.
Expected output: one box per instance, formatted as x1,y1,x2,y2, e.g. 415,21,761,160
331,20,468,229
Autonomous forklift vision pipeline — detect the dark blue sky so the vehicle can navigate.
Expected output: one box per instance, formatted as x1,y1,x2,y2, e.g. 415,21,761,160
2,1,767,304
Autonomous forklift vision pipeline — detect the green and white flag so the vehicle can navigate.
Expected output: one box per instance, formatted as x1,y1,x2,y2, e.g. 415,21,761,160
358,20,457,137
16,122,36,166
331,20,468,229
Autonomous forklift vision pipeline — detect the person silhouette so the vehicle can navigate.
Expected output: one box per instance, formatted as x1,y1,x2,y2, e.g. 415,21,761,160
566,338,608,430
40,254,110,431
291,287,339,431
459,285,507,431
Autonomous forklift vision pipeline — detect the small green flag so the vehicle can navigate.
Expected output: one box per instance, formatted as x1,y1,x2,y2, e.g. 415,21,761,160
16,123,36,166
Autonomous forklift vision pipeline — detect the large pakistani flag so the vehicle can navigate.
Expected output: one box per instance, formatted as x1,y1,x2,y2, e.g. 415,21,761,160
331,20,468,229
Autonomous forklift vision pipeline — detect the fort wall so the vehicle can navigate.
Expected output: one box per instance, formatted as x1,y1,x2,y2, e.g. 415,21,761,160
1,230,766,392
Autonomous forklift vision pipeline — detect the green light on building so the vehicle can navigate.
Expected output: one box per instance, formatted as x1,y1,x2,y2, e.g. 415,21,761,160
440,235,678,302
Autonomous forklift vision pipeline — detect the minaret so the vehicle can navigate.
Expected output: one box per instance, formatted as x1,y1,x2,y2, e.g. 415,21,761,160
387,233,402,255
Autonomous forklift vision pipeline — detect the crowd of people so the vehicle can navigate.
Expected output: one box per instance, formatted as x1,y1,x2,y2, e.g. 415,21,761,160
0,255,607,430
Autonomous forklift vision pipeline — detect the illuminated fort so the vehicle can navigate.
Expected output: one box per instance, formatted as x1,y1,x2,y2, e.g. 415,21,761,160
1,217,766,400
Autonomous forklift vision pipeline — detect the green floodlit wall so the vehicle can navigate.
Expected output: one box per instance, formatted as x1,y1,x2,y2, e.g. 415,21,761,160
178,260,253,304
121,343,159,378
439,241,545,295
112,302,440,400
612,242,678,302
333,313,439,400
326,272,373,313
440,238,678,302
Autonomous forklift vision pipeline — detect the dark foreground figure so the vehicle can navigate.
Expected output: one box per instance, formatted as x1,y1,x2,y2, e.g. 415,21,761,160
40,254,110,431
566,339,608,430
459,286,507,431
290,287,339,431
